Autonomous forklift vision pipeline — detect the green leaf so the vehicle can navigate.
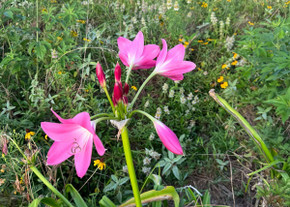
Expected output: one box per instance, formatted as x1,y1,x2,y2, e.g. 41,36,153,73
29,197,60,207
247,160,285,176
29,198,41,207
4,10,13,19
120,186,180,207
162,163,172,175
172,166,180,180
202,190,211,207
99,196,116,207
65,184,88,207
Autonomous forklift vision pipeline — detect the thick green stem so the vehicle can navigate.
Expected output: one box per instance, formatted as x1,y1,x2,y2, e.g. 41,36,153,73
128,72,156,111
121,127,142,207
90,113,112,120
30,166,74,207
103,87,115,112
125,64,134,83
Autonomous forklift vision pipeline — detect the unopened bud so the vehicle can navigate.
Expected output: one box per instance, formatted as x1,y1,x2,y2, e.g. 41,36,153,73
96,62,106,88
114,62,122,83
113,82,123,103
123,96,128,105
123,83,129,96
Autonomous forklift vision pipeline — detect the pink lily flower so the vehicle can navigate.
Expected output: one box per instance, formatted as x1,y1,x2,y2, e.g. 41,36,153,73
117,31,160,69
153,39,196,81
153,119,183,155
41,109,105,178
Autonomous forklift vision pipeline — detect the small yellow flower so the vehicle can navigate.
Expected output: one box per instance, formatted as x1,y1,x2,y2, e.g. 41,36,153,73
99,40,104,44
234,32,237,35
248,21,254,26
197,40,203,43
71,31,78,37
190,6,195,10
0,169,4,173
217,76,224,83
44,135,48,140
233,52,238,59
197,67,202,71
131,86,137,91
57,36,63,41
94,159,106,170
184,41,189,46
183,45,187,48
58,71,62,75
201,2,208,8
178,38,183,42
20,177,23,185
203,42,208,45
25,131,35,140
231,60,238,66
77,20,86,24
227,0,231,2
267,6,272,9
213,7,218,11
190,48,195,51
83,38,91,42
50,0,57,3
286,1,290,5
42,8,48,13
222,64,228,69
85,89,89,92
14,191,17,195
207,38,215,41
221,82,228,89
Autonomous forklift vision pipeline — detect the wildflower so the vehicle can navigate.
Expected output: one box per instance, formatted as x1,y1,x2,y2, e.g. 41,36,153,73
51,49,58,59
169,89,175,98
180,87,185,94
153,119,183,155
207,38,215,41
145,148,154,155
142,166,151,174
184,41,189,46
131,86,137,91
96,62,106,88
187,92,193,100
225,35,235,51
210,12,218,26
76,19,86,24
187,12,192,18
150,151,161,160
180,95,186,104
144,100,150,108
233,52,238,59
94,159,106,170
155,107,162,120
163,106,170,114
152,39,196,81
42,8,48,13
117,31,160,69
149,133,155,140
44,135,48,140
203,71,208,76
189,120,196,128
213,7,218,11
222,64,228,69
122,165,128,173
71,30,78,37
231,60,238,66
166,0,172,9
0,178,5,186
187,0,192,3
197,40,203,43
201,2,208,8
0,169,4,173
219,21,224,37
143,157,151,165
203,42,208,45
25,130,35,140
141,17,146,26
162,83,169,93
267,6,272,9
173,1,179,11
58,71,62,75
248,21,254,26
226,17,230,26
217,76,224,83
221,82,228,89
83,38,91,42
227,0,231,2
41,109,105,178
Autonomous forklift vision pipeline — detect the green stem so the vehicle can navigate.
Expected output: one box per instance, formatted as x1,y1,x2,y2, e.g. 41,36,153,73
30,166,74,207
129,109,155,122
92,117,117,125
128,72,156,111
125,64,134,83
103,87,115,112
121,127,142,207
90,113,112,120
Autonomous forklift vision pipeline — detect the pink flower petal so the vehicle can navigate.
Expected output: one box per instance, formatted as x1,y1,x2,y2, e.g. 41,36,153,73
159,61,196,77
47,141,73,165
93,134,106,156
131,31,144,60
117,37,131,52
166,44,185,62
156,39,168,65
74,138,93,178
154,120,183,155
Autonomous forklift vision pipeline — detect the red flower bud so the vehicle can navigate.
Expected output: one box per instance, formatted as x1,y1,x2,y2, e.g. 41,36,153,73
112,95,117,106
96,62,106,88
123,96,128,105
114,62,122,83
113,82,123,103
123,83,129,96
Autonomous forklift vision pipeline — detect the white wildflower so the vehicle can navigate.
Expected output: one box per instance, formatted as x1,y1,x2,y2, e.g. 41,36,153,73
225,35,235,51
131,16,137,24
210,12,218,26
188,120,196,128
180,95,186,104
203,71,208,76
51,49,58,59
150,151,161,160
141,17,146,26
226,17,230,26
187,0,192,3
185,110,190,115
122,165,128,173
169,89,175,98
167,0,172,9
187,92,193,100
155,107,162,120
187,12,192,18
142,167,151,174
149,133,155,141
145,148,154,155
191,107,196,111
144,100,150,108
173,1,179,11
163,106,170,115
143,157,151,165
179,87,185,94
219,21,224,38
162,83,169,93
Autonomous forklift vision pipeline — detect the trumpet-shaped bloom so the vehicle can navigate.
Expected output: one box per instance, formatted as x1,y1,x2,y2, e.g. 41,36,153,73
153,39,196,81
41,109,105,178
117,31,160,69
153,119,183,155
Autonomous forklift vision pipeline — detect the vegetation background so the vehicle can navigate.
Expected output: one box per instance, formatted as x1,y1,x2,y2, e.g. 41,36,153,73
0,0,289,206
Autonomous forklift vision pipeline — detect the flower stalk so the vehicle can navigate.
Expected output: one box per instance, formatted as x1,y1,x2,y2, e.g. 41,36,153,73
121,127,142,207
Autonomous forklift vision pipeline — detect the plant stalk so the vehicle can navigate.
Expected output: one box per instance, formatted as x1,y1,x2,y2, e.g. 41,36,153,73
103,87,115,112
30,166,74,207
121,127,142,207
125,64,134,83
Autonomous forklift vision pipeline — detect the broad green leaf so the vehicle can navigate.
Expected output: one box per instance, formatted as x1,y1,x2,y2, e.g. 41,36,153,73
120,186,180,207
29,197,60,207
4,10,13,19
99,196,116,207
65,184,88,207
172,166,180,180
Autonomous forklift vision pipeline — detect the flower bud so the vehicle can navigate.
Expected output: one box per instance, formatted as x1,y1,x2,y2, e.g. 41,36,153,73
113,82,123,103
96,62,106,88
114,62,122,83
123,83,129,96
123,96,128,105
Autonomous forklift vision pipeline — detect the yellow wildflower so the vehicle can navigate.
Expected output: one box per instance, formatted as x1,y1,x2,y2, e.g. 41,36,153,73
14,191,17,195
178,38,184,42
231,60,238,66
44,135,48,140
58,71,62,75
20,177,23,185
203,42,208,45
201,2,208,8
217,76,224,83
286,1,290,5
213,7,218,11
267,6,272,9
77,20,86,24
190,48,195,51
51,0,57,3
0,169,4,173
234,32,237,35
207,38,215,41
85,89,89,92
222,64,228,69
233,52,238,59
25,131,35,140
197,40,203,43
197,67,202,71
221,82,228,89
131,86,137,91
71,31,78,37
83,38,91,42
94,159,106,170
184,41,189,46
227,0,231,2
42,8,48,13
248,21,254,26
57,36,63,41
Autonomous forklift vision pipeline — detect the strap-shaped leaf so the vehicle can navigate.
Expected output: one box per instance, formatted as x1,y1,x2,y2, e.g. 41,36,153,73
99,196,117,207
120,186,180,207
65,184,88,207
29,197,60,207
